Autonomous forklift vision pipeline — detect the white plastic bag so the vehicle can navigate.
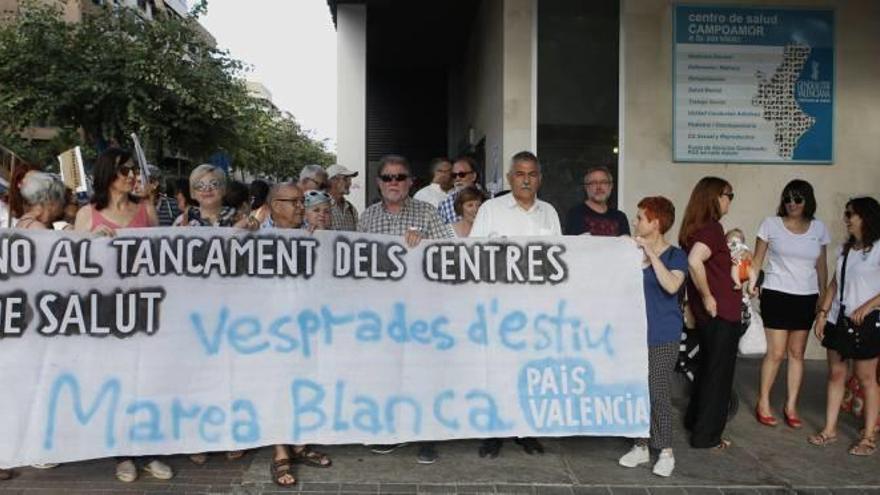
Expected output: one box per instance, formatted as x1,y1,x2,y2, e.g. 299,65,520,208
738,298,766,356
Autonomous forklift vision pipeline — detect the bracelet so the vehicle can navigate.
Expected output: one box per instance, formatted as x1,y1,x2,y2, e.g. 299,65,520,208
816,308,828,315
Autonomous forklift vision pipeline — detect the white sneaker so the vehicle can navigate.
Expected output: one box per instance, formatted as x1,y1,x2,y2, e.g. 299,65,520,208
115,460,137,483
618,444,650,467
653,451,675,477
31,463,59,469
143,459,174,480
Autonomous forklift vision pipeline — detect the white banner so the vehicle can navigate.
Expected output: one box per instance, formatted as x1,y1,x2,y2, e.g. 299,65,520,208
0,228,649,468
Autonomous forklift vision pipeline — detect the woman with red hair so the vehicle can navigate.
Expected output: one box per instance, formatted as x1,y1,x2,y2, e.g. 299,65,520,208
618,196,687,477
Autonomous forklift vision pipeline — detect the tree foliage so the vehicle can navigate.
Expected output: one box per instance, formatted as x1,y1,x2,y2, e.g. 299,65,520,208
0,1,333,178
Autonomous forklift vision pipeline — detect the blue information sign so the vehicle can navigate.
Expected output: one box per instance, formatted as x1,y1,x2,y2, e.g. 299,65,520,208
673,6,834,163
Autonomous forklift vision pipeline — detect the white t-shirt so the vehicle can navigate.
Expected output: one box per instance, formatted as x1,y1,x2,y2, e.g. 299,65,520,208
757,216,830,295
828,245,880,324
413,183,449,208
470,194,561,238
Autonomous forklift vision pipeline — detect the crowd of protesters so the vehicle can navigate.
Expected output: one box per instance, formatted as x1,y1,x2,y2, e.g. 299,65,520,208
1,148,878,485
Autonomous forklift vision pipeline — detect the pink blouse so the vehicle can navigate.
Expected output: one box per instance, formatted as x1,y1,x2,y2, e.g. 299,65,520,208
91,201,151,231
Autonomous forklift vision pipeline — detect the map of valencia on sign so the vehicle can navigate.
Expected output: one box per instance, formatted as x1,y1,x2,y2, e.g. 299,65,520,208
673,7,834,163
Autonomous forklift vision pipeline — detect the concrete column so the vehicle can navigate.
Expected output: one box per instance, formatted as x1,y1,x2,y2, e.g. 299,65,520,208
501,0,536,187
336,4,367,212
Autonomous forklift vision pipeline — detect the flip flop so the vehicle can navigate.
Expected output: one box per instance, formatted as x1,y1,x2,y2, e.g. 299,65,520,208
849,437,876,456
808,431,838,446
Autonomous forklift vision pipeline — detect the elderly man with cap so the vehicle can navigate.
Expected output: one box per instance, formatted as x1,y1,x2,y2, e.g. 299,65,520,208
298,164,329,192
326,164,359,231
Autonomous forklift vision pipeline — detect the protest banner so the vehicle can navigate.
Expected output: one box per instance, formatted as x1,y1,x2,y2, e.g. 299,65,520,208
57,146,88,193
0,228,649,467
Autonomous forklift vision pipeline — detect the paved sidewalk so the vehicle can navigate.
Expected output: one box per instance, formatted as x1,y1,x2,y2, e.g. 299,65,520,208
2,359,878,494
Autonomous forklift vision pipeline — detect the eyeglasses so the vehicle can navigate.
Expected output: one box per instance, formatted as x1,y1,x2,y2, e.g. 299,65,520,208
585,180,612,187
784,194,805,205
192,179,222,192
451,171,473,179
379,174,409,183
273,197,304,206
722,192,735,201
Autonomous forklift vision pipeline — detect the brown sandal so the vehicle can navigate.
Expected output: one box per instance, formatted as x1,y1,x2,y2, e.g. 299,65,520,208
808,431,838,446
189,453,208,465
226,450,246,461
270,458,296,486
849,436,876,456
291,446,332,468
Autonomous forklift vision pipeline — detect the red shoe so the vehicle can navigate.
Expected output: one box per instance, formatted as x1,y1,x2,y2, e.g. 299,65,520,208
783,407,803,429
756,406,778,427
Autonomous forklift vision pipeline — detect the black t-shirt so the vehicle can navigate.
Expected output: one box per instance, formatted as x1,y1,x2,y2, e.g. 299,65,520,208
564,203,631,236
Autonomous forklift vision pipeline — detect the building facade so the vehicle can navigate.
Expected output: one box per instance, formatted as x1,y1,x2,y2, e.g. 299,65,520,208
331,0,879,357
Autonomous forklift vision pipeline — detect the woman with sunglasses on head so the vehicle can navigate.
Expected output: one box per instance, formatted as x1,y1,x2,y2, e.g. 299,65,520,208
74,148,170,482
810,197,880,456
75,148,158,236
678,176,740,450
751,180,830,429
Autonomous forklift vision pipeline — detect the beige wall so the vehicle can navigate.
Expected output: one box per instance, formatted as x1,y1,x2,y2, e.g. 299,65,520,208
621,0,880,356
452,0,536,191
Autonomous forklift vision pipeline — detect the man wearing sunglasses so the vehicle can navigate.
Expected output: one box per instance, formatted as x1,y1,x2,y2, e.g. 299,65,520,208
437,156,481,224
358,154,452,464
413,157,453,208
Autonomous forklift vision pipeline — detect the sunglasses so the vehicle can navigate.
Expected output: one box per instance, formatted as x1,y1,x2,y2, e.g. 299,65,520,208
722,192,735,201
451,171,473,179
784,194,805,205
192,179,222,192
117,163,136,176
379,174,409,183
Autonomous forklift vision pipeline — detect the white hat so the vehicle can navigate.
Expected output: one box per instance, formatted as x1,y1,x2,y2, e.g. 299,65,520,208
326,164,358,179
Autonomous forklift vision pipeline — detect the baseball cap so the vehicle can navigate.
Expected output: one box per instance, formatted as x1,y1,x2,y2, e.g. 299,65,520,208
326,164,358,179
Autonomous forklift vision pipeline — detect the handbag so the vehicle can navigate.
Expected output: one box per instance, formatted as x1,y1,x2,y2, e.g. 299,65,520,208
738,297,766,356
822,248,880,359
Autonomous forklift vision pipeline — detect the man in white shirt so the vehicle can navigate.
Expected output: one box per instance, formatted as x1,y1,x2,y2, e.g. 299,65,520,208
470,151,561,238
413,157,453,207
468,150,560,459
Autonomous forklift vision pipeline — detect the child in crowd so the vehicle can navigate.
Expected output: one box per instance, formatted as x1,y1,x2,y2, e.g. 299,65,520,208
726,228,758,295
